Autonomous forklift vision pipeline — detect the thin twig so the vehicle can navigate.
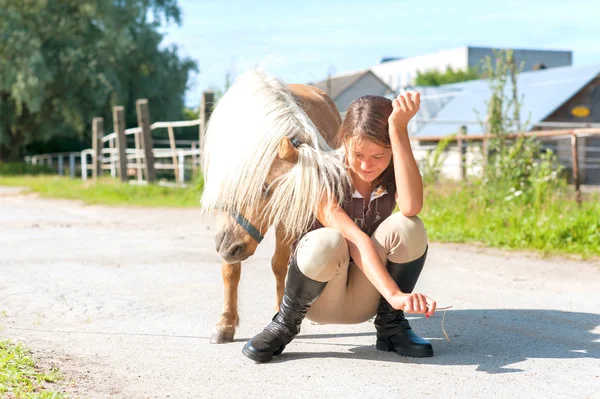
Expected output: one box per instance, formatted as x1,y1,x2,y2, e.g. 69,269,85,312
435,305,453,342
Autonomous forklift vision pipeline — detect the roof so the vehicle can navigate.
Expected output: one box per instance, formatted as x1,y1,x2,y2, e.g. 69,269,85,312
311,70,393,100
411,63,600,137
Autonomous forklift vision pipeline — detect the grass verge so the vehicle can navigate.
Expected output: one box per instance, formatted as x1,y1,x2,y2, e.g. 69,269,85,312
0,176,202,208
421,183,600,259
0,340,65,399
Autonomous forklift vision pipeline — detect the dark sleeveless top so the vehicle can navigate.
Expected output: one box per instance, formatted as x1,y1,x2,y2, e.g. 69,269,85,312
306,180,397,237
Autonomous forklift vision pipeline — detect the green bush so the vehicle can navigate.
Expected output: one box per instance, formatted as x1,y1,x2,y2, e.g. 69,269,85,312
0,162,54,176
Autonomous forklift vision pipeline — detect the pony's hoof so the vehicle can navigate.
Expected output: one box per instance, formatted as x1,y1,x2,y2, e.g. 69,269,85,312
210,330,235,344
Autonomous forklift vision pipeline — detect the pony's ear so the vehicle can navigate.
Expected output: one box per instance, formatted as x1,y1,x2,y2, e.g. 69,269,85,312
277,137,299,163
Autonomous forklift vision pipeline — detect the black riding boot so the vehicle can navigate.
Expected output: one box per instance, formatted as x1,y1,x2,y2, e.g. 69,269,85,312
242,257,326,363
374,248,433,357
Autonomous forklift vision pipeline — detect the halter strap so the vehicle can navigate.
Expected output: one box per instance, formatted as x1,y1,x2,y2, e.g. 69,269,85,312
233,212,264,243
231,138,299,243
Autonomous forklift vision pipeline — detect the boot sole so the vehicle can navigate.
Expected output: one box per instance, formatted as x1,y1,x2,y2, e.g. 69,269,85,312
242,344,286,363
376,339,433,358
242,345,273,363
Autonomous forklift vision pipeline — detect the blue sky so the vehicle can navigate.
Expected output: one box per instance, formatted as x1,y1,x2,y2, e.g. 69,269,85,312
160,0,600,107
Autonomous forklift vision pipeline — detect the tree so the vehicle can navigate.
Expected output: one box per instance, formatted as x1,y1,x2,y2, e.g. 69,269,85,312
0,0,197,161
414,66,480,87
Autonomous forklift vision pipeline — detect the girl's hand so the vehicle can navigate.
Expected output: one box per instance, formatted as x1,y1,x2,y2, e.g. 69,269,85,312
389,92,421,131
388,291,436,317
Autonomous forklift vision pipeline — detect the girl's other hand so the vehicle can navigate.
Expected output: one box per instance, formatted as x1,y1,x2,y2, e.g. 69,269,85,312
389,91,421,131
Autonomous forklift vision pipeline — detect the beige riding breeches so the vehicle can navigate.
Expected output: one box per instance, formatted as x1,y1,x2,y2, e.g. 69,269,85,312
292,212,428,324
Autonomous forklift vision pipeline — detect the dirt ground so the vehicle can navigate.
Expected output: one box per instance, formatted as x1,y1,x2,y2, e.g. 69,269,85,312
0,188,598,398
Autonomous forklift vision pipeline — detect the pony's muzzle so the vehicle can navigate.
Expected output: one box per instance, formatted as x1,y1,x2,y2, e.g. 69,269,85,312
215,230,226,251
226,244,246,259
215,230,248,262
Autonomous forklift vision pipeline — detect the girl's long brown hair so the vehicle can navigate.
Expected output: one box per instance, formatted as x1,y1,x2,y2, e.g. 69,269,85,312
336,95,395,191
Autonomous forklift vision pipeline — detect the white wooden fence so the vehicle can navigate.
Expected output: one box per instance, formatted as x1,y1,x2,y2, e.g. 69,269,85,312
88,118,203,185
25,92,215,187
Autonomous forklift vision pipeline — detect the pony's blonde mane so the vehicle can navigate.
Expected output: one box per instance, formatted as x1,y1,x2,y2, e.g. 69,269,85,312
201,70,348,239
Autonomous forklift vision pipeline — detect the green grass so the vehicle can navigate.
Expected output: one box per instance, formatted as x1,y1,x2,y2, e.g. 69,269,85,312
421,183,600,259
0,176,202,207
2,175,598,258
0,340,65,399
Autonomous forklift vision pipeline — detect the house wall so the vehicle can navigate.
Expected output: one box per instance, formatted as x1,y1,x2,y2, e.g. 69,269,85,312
540,137,590,184
583,137,600,184
467,47,572,72
543,77,600,124
334,73,392,113
412,141,484,181
542,77,600,184
371,47,469,91
413,138,598,185
371,46,573,93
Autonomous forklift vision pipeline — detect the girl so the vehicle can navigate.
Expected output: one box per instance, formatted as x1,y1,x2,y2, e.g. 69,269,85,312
243,92,436,363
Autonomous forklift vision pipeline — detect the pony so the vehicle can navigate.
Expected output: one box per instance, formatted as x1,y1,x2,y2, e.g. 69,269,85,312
201,70,348,343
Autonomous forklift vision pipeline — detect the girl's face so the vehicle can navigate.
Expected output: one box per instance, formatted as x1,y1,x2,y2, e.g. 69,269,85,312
346,138,392,184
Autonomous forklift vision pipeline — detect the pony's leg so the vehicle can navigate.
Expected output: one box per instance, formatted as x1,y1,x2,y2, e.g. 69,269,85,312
272,231,291,311
210,261,241,344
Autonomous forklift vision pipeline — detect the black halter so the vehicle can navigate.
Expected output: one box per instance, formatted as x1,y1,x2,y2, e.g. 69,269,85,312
232,212,264,243
230,137,302,244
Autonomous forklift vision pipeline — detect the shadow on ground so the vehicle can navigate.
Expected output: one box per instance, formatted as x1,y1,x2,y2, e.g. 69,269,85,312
263,309,599,373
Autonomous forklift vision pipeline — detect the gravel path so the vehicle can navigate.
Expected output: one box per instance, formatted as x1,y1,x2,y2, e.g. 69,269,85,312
0,190,598,398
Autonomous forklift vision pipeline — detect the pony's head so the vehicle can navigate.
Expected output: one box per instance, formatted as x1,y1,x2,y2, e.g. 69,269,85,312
201,71,346,263
211,139,298,262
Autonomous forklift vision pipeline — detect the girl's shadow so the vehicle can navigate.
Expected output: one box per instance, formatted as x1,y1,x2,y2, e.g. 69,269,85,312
271,309,600,374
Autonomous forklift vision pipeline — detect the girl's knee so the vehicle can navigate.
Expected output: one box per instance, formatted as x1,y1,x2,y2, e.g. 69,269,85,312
373,213,428,262
295,228,349,282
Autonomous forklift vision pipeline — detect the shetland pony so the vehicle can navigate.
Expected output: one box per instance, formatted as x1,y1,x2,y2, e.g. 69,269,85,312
201,71,348,343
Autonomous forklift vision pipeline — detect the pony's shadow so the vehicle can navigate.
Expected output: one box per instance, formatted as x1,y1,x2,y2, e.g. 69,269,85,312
271,309,600,374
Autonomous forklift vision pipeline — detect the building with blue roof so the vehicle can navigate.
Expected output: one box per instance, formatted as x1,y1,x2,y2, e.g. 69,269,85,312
405,63,600,185
411,63,600,137
308,47,599,185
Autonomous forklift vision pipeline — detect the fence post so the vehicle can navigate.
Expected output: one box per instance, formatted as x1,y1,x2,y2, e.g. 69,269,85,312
133,130,143,183
113,106,128,182
167,125,180,183
199,90,214,168
108,137,116,178
69,153,76,178
191,142,200,178
178,151,185,185
58,155,64,176
482,116,490,173
571,133,581,205
136,99,156,183
458,125,467,180
482,135,489,171
81,153,88,180
92,117,104,180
